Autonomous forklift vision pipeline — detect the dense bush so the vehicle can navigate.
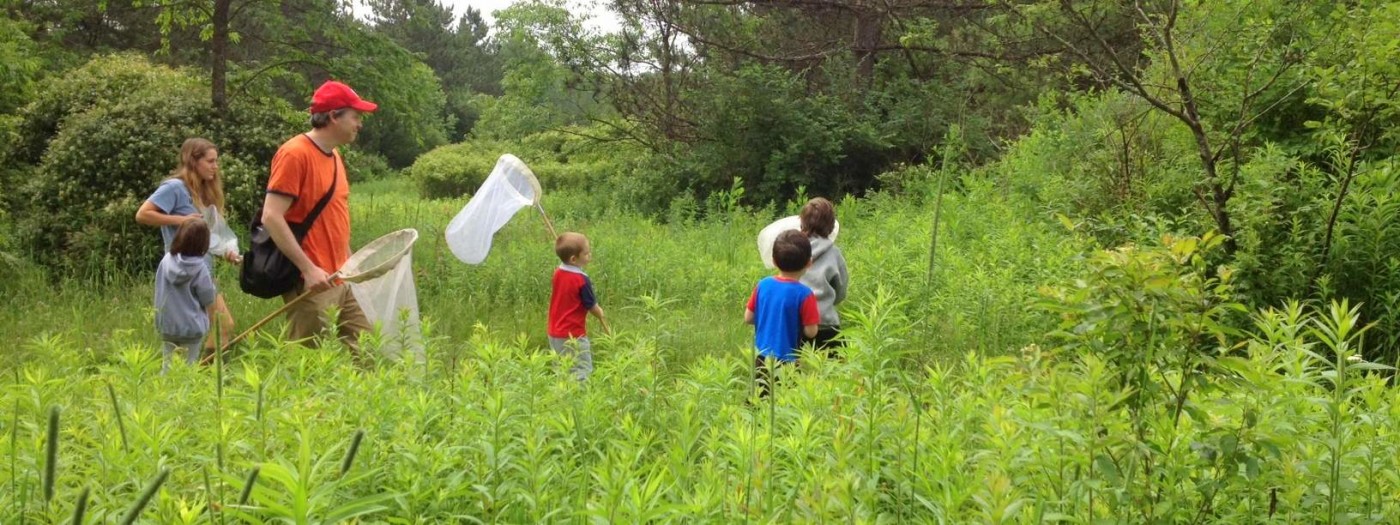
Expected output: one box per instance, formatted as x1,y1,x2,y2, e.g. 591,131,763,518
409,127,647,203
11,54,198,165
973,0,1400,362
0,16,41,193
679,64,890,205
9,55,299,276
342,146,395,183
407,140,504,199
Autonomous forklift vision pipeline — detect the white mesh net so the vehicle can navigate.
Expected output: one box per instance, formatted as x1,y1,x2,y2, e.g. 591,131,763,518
445,154,542,265
341,229,418,283
340,229,424,362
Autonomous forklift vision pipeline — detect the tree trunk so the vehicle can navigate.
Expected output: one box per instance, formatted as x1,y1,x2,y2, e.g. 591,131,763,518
212,0,231,115
852,5,882,90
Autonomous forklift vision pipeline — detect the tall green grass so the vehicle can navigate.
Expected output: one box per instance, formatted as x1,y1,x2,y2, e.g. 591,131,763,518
3,288,1399,521
1,175,1078,373
15,177,1394,521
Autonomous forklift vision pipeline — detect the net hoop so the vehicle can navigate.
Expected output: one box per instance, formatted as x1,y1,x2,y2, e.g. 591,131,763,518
497,154,543,206
340,229,419,283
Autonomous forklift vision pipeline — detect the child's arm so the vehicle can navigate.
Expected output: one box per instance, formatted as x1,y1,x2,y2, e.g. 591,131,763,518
580,277,611,335
194,267,217,310
832,249,850,305
745,286,758,325
589,305,612,335
800,291,820,338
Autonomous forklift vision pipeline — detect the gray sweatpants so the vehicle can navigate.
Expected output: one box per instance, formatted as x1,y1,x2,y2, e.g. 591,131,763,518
548,336,593,381
161,336,204,374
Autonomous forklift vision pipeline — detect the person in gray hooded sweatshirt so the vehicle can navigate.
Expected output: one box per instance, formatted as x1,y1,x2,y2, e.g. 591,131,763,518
799,198,850,355
154,219,218,373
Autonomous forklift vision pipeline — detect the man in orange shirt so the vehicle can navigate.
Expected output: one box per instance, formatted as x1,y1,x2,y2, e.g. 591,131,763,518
260,80,376,355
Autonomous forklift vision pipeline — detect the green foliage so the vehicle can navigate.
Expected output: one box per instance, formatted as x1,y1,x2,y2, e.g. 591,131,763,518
11,53,197,165
0,15,42,116
407,140,510,199
991,92,1203,231
1042,232,1244,415
368,1,502,141
0,13,33,271
4,265,1400,522
330,31,451,169
341,146,395,183
470,1,603,141
982,0,1400,361
9,54,299,276
680,63,889,203
1318,161,1400,358
409,127,647,205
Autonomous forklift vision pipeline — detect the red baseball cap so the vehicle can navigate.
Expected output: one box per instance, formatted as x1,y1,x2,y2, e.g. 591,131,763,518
309,80,378,114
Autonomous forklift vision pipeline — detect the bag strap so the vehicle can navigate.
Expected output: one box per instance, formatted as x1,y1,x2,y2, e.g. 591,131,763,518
290,136,340,239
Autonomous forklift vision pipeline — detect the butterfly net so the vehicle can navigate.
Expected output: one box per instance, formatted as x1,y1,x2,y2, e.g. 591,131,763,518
342,229,425,362
445,154,543,265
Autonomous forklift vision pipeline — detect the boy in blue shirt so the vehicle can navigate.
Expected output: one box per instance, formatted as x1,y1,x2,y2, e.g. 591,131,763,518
746,230,821,397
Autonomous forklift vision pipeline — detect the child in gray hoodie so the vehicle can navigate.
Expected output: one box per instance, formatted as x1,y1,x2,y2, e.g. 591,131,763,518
154,219,217,373
799,198,850,355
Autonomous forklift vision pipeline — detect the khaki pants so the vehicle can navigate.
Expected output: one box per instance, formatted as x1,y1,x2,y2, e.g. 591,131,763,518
282,283,372,355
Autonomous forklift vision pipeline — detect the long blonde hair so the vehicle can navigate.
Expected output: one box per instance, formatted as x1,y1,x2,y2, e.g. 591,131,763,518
170,138,225,212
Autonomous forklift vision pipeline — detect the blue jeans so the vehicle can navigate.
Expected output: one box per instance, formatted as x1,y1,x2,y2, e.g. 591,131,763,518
161,336,204,374
548,336,593,381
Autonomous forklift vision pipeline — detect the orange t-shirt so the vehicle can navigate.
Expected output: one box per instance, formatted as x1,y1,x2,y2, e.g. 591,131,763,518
266,134,350,275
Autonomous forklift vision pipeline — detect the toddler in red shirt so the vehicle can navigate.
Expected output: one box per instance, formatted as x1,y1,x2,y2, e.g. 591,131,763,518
549,232,610,381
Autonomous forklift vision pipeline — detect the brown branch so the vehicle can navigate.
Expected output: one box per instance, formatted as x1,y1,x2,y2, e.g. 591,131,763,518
1014,2,1190,123
231,58,326,100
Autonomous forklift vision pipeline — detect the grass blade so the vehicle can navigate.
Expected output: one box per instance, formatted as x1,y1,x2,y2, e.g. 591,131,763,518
238,466,260,506
119,468,170,525
44,406,59,503
105,382,129,453
70,486,89,525
341,429,365,477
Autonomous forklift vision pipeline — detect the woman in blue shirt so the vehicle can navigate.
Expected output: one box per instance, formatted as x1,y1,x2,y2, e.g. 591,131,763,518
136,138,240,356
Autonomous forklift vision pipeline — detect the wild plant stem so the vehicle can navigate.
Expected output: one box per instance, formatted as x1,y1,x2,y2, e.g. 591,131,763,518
215,320,226,471
44,406,58,504
341,429,365,477
237,466,260,506
70,486,89,525
927,129,957,283
105,382,129,453
765,366,776,518
119,468,170,525
10,399,20,519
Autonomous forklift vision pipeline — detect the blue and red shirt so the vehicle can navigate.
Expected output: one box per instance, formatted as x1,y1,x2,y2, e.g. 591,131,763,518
549,265,598,338
747,276,821,362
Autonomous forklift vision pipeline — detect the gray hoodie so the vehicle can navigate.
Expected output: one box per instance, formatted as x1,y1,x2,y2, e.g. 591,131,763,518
154,253,216,340
801,236,849,327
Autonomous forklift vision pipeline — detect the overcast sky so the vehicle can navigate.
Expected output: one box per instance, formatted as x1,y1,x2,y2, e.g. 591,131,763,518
352,0,622,33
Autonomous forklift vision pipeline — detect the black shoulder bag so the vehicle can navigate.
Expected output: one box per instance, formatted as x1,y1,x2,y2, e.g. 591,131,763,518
239,158,339,299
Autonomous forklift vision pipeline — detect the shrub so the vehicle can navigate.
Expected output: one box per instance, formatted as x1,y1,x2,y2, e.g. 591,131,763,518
11,55,299,276
408,127,647,201
678,63,891,205
11,53,198,164
342,146,395,182
407,140,503,199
